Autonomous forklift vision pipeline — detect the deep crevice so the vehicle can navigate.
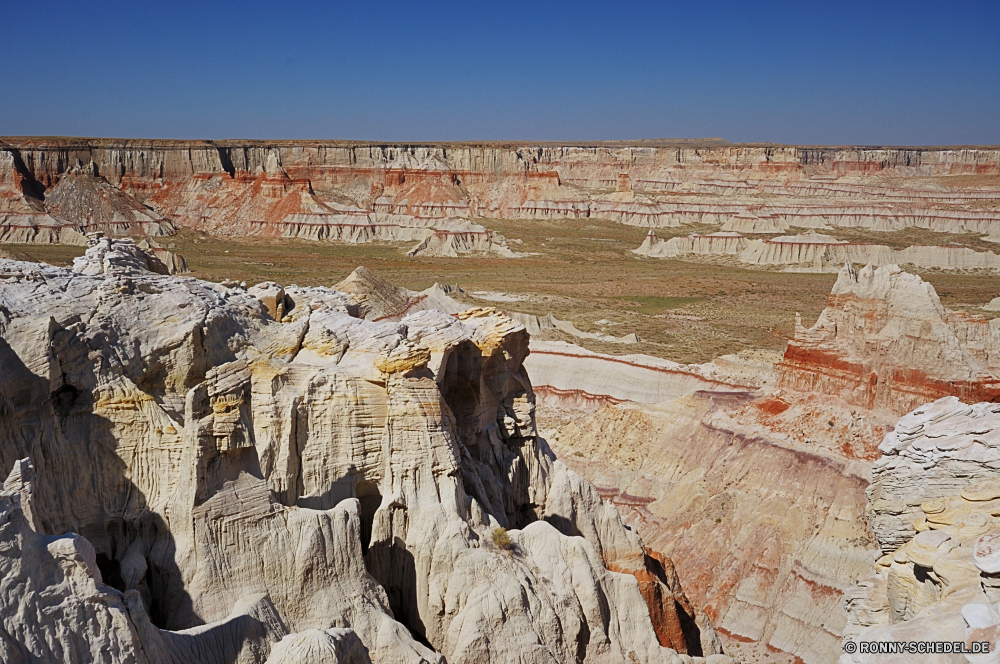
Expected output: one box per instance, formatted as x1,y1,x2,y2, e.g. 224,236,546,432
356,480,381,555
95,553,126,592
51,384,80,418
216,146,236,178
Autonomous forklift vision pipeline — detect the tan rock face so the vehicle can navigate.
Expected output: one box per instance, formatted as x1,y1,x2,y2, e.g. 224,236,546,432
525,340,754,411
0,240,727,664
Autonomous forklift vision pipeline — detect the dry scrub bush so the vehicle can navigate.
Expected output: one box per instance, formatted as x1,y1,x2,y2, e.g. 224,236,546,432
492,526,513,550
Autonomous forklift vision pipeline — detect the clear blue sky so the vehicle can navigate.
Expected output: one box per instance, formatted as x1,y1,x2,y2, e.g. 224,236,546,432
2,1,998,145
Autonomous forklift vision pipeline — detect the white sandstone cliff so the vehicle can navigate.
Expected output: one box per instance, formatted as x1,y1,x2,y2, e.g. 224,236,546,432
0,240,729,664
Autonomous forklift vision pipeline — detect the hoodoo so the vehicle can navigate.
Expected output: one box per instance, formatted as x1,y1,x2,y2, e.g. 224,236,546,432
777,263,1000,414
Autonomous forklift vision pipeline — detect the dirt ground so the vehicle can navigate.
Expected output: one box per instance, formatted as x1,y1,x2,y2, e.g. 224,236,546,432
7,219,1000,364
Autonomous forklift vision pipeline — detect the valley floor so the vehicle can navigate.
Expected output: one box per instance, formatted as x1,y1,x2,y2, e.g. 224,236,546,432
8,219,1000,365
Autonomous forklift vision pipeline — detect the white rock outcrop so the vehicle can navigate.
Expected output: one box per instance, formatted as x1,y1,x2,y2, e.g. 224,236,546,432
0,239,729,663
843,397,1000,661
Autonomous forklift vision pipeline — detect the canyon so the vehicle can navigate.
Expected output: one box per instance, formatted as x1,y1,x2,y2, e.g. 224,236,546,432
1,139,999,255
529,263,1000,663
2,137,1000,664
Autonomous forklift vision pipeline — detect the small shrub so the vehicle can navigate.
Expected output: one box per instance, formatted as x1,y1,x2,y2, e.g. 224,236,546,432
492,526,513,550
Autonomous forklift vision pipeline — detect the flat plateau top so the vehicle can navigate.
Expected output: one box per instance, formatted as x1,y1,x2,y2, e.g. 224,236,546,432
2,137,999,150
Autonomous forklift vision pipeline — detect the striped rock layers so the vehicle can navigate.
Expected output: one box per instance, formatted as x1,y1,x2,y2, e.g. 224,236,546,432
2,138,999,245
777,263,1000,414
635,230,1000,273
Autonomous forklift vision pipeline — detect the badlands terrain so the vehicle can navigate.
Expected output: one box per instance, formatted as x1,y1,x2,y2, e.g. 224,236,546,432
2,137,1000,663
5,137,1000,366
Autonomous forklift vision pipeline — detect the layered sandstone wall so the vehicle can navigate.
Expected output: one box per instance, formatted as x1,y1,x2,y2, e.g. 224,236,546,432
8,140,998,184
2,138,998,244
777,264,1000,414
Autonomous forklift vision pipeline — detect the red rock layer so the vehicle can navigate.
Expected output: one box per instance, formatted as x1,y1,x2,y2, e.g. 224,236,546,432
1,138,999,242
532,385,627,411
610,550,705,655
778,344,1000,414
776,266,1000,416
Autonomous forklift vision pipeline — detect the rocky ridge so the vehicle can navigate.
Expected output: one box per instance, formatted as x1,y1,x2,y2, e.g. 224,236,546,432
0,239,728,663
1,139,998,248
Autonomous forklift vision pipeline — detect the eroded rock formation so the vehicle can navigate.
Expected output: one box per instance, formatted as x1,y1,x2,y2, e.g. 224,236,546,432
635,230,1000,273
841,397,1000,662
0,241,727,663
404,220,518,258
533,265,1000,663
2,138,998,247
777,263,1000,414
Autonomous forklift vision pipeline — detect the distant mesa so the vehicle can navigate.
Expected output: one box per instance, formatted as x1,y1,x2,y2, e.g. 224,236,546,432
635,228,1000,272
1,138,998,254
634,229,747,258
